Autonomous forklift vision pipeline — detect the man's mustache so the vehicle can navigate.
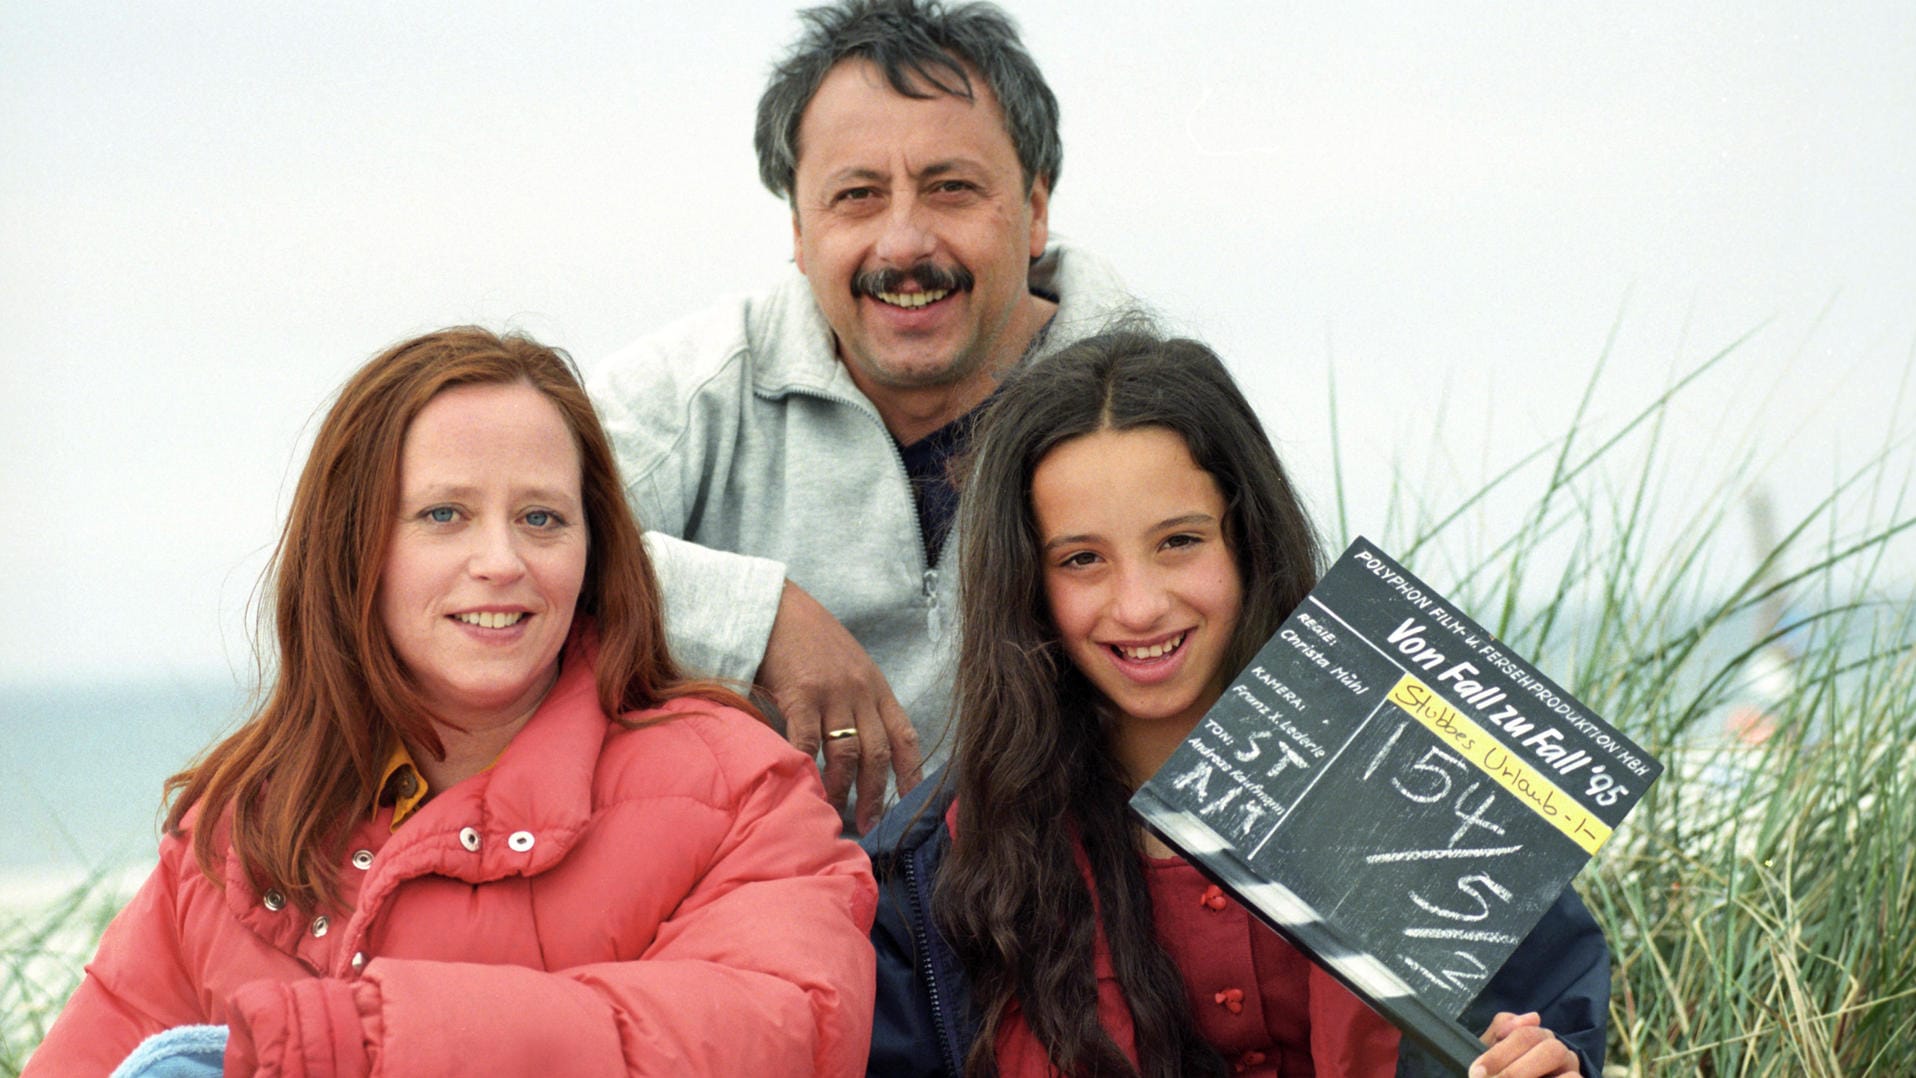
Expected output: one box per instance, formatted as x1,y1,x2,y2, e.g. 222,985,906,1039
852,263,975,298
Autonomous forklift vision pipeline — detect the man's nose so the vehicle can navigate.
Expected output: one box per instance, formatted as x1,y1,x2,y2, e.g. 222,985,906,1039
873,196,936,267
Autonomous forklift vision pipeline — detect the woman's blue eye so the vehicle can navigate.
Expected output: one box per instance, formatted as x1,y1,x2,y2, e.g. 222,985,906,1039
425,506,456,524
525,510,553,527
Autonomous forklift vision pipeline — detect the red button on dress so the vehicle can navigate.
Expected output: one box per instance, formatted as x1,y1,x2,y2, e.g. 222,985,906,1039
1214,987,1245,1014
1200,884,1228,911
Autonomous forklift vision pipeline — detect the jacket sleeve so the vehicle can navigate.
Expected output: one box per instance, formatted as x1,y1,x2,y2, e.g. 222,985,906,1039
643,531,786,684
24,841,210,1076
590,336,788,685
227,718,878,1078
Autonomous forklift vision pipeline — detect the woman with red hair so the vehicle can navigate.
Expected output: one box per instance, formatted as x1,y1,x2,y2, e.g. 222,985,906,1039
28,327,876,1076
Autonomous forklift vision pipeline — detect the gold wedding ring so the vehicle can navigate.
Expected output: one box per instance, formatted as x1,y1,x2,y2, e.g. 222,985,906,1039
825,727,860,741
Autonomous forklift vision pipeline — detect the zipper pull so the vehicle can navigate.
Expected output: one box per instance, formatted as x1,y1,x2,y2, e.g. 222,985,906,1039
922,569,942,637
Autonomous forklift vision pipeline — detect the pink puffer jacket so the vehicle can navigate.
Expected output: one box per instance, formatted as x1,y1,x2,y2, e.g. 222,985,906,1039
27,638,877,1076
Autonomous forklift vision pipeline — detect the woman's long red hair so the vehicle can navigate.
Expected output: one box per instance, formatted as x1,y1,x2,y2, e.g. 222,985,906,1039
164,327,751,911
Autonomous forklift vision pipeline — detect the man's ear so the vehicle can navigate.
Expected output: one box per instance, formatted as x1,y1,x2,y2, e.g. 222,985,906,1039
1026,176,1051,260
792,209,806,272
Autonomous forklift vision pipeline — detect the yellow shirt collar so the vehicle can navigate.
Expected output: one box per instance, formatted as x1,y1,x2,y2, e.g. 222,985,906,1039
374,739,510,831
375,741,431,831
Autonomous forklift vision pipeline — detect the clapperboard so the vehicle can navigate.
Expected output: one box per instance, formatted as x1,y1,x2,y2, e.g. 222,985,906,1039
1132,538,1661,1073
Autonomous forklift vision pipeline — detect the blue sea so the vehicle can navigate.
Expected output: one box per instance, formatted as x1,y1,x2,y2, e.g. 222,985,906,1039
3,678,246,882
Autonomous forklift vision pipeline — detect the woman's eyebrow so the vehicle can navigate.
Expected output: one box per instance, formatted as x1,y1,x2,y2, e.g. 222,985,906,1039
1042,530,1101,553
1153,512,1216,531
1041,513,1217,552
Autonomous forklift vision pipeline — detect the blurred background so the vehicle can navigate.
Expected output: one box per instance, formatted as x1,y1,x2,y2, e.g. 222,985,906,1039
4,1,1912,879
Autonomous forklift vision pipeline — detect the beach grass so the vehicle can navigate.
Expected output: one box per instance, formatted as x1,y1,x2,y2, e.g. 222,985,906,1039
1,871,135,1076
1345,328,1916,1075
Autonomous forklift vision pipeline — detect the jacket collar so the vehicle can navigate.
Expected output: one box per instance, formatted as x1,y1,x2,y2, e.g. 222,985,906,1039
363,627,603,884
860,766,957,866
223,627,609,954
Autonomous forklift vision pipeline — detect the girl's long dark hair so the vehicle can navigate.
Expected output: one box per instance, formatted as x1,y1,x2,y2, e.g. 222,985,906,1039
936,329,1322,1077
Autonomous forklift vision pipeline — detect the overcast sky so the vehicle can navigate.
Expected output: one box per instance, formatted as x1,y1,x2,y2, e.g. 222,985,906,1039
3,1,1912,687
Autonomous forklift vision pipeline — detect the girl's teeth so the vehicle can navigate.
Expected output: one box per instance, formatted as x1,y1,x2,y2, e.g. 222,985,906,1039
1117,633,1185,660
456,611,524,629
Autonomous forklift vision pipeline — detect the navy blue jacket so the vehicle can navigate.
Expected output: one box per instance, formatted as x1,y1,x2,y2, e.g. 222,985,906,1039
863,774,1610,1077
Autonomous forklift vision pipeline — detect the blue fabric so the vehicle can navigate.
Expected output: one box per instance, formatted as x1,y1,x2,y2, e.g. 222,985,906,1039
109,1024,227,1078
863,772,969,1076
862,771,1611,1078
1395,888,1611,1077
896,402,983,568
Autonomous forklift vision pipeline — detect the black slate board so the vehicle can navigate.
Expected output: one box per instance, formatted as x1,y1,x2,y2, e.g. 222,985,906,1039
1131,538,1661,1073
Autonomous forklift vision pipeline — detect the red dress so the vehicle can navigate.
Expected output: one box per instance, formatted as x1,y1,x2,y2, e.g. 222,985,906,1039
993,845,1399,1077
1145,856,1399,1076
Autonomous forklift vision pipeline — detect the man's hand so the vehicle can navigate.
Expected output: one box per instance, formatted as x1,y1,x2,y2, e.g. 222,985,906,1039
757,580,924,832
1469,1012,1580,1078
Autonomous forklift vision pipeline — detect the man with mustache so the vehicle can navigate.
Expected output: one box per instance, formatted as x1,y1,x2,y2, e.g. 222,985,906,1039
592,0,1136,832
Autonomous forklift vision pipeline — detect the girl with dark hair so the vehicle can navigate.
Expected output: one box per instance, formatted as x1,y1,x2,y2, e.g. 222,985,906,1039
28,327,876,1076
864,330,1609,1077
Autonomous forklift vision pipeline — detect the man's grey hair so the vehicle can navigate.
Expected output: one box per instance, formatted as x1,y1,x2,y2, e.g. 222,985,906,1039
754,0,1062,203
